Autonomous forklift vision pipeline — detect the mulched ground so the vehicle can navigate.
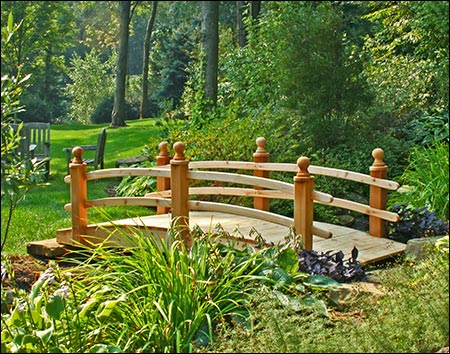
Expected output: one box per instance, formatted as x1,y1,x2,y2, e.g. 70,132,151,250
2,254,71,293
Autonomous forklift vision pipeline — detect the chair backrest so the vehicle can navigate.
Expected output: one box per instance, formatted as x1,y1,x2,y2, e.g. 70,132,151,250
24,122,51,158
94,128,107,169
9,123,33,159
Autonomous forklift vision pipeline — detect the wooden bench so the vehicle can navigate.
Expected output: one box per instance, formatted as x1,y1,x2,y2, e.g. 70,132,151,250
63,127,107,174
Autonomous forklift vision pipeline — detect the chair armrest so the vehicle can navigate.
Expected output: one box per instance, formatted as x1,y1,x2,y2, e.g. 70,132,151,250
79,145,97,151
29,144,37,159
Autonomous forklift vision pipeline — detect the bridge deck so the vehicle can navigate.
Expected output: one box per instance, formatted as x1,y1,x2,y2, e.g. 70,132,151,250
83,211,406,265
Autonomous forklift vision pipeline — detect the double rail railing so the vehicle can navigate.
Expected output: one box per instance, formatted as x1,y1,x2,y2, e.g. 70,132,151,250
59,137,400,251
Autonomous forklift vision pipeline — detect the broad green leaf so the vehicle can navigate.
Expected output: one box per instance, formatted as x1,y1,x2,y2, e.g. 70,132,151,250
96,295,125,320
273,290,302,311
36,326,53,345
303,275,341,289
46,296,65,320
78,298,98,318
277,247,298,274
260,268,292,284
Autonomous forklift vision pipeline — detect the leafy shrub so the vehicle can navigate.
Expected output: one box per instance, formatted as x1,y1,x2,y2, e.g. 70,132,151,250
65,50,116,124
91,96,140,124
90,95,114,124
388,140,449,220
407,109,449,146
387,204,449,243
297,247,366,283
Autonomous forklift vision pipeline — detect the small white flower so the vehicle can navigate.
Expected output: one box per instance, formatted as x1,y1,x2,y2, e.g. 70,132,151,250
54,283,70,299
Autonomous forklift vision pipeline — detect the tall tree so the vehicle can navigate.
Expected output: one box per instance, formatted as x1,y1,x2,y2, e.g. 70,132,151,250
140,1,158,119
111,1,137,127
201,1,219,107
236,1,261,47
236,1,246,47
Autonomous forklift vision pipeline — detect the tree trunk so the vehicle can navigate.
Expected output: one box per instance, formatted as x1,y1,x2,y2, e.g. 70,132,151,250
140,1,158,119
250,1,261,20
237,1,246,47
111,1,131,127
236,1,261,47
201,1,219,108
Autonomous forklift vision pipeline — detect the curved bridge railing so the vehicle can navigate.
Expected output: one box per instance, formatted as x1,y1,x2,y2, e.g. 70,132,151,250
60,137,400,251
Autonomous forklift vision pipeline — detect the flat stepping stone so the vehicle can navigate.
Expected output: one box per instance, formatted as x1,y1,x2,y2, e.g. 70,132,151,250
115,155,148,168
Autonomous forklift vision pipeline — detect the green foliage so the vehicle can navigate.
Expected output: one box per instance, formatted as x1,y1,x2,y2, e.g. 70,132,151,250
1,13,46,252
407,109,449,146
388,140,449,220
209,242,449,353
1,1,77,122
65,50,116,124
115,160,156,197
242,1,373,150
1,259,123,353
363,1,449,119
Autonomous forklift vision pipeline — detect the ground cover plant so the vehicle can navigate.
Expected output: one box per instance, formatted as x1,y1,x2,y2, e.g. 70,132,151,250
206,236,449,353
1,225,344,353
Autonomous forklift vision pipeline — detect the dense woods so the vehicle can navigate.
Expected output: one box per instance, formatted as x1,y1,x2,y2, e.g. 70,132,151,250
1,1,449,217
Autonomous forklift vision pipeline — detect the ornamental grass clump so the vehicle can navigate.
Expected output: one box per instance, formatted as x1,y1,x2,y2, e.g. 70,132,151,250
64,224,269,353
2,223,344,353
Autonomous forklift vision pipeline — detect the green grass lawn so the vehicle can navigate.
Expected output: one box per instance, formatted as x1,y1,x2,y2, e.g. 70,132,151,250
1,118,164,255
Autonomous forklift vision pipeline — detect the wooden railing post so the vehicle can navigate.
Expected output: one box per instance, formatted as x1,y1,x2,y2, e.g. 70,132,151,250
170,142,191,249
369,148,388,237
69,146,88,245
156,141,171,214
293,156,314,251
253,136,270,211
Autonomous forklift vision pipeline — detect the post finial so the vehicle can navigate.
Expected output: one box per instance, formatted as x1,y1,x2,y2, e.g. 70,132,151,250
297,156,310,176
255,137,266,153
159,141,169,156
71,146,84,164
372,148,385,167
173,141,186,160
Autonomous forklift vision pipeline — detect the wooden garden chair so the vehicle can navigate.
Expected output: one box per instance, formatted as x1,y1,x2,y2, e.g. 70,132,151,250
63,127,107,174
4,122,51,179
24,122,51,179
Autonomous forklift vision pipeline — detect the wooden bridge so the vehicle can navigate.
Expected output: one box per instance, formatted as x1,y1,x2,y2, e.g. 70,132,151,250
32,137,406,265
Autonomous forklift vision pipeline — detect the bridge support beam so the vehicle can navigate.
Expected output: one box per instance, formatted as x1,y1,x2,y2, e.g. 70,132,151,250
253,137,270,212
293,156,314,251
369,148,388,237
69,147,88,245
170,142,191,249
156,141,171,214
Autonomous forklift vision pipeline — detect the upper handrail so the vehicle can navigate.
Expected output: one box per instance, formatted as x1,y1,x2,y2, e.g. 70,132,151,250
63,139,400,250
188,160,400,190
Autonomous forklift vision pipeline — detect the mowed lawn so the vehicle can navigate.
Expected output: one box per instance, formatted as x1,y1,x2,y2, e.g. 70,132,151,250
2,119,164,255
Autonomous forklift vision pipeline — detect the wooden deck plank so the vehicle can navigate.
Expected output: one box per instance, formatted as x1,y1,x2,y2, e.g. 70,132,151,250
118,211,406,264
53,211,406,265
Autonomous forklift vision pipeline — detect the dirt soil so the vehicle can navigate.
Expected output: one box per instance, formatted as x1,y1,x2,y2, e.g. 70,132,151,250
2,254,71,293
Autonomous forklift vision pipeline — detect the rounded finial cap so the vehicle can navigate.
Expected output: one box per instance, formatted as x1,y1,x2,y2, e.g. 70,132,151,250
173,141,186,160
72,146,84,164
297,156,310,175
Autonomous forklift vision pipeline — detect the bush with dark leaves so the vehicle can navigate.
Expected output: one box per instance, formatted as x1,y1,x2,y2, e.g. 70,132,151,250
387,204,449,244
297,246,366,283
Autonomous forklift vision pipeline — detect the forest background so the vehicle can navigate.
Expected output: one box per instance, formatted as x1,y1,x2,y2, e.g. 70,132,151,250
1,0,449,221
